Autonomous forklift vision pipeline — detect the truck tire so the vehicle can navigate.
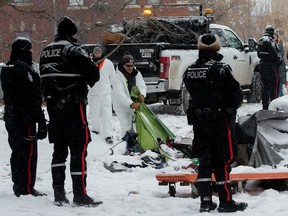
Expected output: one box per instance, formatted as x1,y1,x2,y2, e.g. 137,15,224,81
180,82,191,115
247,72,262,103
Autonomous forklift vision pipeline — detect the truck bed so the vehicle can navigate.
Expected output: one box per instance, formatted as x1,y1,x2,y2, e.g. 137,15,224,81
83,43,197,78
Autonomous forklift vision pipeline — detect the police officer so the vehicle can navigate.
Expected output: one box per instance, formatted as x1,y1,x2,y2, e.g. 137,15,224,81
183,33,247,213
257,25,282,109
1,37,47,197
39,16,101,207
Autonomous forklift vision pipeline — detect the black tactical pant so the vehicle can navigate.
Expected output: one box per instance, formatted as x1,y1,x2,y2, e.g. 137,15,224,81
4,108,38,196
47,101,91,196
260,63,279,109
192,113,235,204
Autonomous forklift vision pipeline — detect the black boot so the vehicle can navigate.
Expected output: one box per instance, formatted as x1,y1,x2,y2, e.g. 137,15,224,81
54,186,70,206
197,179,216,213
217,184,247,212
217,183,233,204
218,200,248,212
31,188,47,197
13,185,46,197
200,199,217,212
73,194,103,207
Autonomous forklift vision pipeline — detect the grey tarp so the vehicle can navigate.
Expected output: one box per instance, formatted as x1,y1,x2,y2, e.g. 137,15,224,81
237,110,288,168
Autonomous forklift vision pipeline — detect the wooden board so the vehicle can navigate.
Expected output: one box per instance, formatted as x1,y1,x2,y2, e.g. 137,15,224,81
156,172,288,183
102,32,125,44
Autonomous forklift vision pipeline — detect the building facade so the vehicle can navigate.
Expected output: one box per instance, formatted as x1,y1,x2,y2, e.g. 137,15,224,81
0,0,198,62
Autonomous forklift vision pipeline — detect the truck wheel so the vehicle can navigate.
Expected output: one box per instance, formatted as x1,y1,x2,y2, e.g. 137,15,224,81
180,83,191,115
247,72,262,103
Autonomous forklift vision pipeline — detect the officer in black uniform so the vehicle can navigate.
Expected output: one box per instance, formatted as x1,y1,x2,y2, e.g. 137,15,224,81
39,16,101,207
1,37,47,197
183,33,247,213
257,25,282,109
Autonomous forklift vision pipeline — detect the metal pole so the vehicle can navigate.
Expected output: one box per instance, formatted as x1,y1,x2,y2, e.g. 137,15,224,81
53,0,57,35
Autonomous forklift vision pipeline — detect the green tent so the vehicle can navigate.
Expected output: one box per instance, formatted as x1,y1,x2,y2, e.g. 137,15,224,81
135,103,176,151
130,85,175,151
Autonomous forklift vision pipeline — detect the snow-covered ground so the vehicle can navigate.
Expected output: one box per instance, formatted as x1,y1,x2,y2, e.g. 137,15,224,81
1,102,288,216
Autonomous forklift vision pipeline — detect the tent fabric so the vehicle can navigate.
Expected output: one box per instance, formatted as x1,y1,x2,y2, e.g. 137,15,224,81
134,103,176,151
237,110,288,168
269,95,288,113
249,130,283,167
130,85,175,152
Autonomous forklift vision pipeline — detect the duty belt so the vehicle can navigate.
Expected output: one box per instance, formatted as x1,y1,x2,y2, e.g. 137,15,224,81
195,107,223,114
194,107,224,121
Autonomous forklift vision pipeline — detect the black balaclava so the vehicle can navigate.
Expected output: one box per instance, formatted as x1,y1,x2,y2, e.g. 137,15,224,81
9,37,33,66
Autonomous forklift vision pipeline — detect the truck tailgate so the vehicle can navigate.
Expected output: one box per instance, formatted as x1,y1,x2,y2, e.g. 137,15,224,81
83,43,164,78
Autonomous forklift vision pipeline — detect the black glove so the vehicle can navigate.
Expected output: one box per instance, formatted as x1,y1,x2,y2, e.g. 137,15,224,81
36,109,47,140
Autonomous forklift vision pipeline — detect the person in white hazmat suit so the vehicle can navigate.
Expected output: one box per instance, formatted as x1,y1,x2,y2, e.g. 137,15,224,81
88,44,115,144
112,54,147,138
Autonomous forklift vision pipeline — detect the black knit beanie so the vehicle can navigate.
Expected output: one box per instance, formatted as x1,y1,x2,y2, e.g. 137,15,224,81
121,54,134,64
57,16,78,36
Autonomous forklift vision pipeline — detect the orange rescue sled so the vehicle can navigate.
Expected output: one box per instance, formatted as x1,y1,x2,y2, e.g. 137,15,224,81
156,172,288,197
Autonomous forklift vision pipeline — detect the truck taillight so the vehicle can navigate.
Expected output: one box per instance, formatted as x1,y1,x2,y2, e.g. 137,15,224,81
160,56,170,79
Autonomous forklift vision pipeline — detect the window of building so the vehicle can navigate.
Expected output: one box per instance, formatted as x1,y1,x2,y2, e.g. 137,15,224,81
129,0,137,4
147,0,159,5
14,0,30,3
15,32,31,40
125,0,140,9
69,0,84,6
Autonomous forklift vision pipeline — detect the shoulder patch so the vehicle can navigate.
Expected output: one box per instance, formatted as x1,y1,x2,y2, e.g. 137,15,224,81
27,72,33,82
80,48,88,55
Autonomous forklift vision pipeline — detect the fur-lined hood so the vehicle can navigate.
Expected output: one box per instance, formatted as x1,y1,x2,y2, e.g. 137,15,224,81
197,34,221,52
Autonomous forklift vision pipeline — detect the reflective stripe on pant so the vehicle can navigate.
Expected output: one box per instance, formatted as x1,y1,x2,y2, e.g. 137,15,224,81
261,64,279,109
194,114,234,203
5,113,37,195
48,102,91,196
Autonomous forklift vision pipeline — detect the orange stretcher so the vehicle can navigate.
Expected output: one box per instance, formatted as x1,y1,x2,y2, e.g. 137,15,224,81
156,172,288,197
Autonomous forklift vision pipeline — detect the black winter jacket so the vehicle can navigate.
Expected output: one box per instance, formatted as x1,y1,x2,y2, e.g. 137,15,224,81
257,35,282,65
183,58,243,111
39,35,99,103
1,59,45,129
1,61,42,108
